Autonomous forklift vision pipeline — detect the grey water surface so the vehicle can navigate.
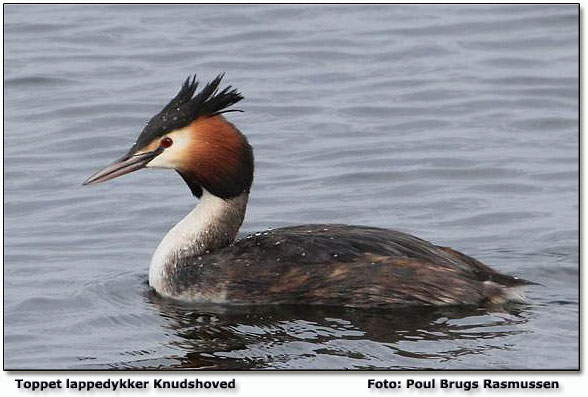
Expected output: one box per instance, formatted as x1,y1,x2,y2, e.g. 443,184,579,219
4,4,578,369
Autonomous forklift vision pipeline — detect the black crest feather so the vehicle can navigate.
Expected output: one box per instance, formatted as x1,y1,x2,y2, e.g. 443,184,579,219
129,73,243,153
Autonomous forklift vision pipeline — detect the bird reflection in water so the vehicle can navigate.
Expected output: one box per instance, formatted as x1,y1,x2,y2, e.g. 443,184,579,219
143,288,531,370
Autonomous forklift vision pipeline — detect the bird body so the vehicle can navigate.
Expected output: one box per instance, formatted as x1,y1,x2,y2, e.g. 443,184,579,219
152,222,526,307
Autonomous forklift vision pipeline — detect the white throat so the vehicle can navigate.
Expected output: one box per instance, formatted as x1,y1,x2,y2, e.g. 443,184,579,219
149,189,248,295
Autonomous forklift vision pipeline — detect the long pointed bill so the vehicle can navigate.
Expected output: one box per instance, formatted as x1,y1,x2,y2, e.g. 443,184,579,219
82,147,164,186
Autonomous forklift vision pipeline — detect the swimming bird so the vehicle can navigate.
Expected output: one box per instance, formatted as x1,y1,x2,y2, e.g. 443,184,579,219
83,74,530,308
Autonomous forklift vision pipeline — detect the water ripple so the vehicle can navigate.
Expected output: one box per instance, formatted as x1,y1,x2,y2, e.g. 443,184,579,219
4,4,578,370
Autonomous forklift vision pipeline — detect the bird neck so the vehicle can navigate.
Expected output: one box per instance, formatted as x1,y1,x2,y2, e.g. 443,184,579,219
149,189,248,294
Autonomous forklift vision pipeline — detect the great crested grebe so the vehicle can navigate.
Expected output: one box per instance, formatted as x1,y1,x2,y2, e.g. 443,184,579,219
84,74,530,308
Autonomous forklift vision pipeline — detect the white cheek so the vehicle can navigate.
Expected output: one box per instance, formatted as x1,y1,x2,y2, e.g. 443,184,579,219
146,129,191,169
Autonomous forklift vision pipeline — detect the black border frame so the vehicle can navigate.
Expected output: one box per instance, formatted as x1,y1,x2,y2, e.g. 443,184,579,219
2,2,581,372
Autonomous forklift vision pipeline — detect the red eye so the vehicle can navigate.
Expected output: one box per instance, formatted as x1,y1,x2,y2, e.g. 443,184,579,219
161,137,173,148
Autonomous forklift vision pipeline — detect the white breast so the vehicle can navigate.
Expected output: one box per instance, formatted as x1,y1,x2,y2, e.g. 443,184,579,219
148,189,248,296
